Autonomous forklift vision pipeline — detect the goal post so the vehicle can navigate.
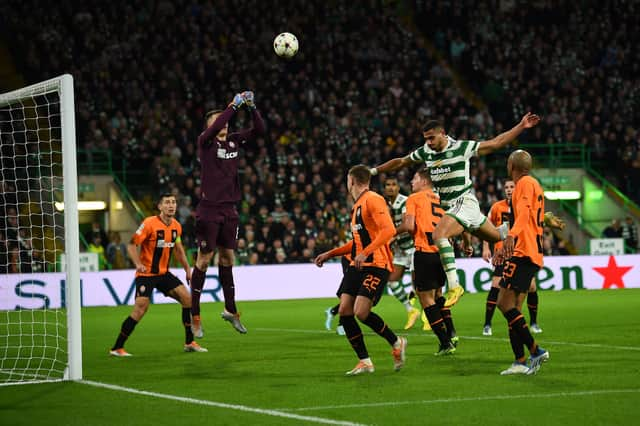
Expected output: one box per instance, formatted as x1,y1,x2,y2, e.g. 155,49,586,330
0,74,82,384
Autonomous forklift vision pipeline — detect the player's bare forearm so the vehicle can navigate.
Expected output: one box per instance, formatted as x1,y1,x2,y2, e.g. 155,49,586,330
478,123,525,155
478,112,540,155
396,215,415,235
372,157,411,174
127,243,142,267
175,243,190,272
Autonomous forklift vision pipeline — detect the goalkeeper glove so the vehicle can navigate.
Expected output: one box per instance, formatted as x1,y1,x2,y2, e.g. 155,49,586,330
229,93,245,111
242,91,256,110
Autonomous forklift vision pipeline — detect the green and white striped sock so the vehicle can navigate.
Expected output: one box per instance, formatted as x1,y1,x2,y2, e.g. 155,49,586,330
436,238,459,289
388,280,411,309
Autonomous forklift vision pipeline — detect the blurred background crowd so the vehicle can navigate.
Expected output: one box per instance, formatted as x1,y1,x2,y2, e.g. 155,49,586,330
1,0,638,270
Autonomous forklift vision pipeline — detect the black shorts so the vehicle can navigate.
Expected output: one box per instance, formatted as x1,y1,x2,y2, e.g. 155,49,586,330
340,256,350,274
195,206,239,252
338,266,389,307
336,256,352,297
135,272,183,298
499,257,540,293
493,263,504,278
413,251,446,291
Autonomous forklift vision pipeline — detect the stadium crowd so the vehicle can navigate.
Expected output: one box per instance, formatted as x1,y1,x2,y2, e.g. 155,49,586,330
2,0,637,269
414,0,640,203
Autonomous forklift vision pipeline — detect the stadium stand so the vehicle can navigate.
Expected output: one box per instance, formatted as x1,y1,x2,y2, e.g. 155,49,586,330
4,0,634,266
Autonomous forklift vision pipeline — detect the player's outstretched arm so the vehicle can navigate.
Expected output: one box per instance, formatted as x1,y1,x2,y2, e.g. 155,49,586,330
544,211,565,230
371,155,416,176
198,106,237,144
232,91,266,140
477,112,541,156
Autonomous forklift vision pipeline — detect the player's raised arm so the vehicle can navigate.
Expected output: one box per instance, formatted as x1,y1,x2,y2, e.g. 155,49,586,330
232,91,266,141
477,112,541,156
197,94,246,144
370,154,418,176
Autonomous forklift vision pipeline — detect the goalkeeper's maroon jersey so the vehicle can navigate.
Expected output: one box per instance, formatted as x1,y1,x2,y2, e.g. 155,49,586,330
196,107,265,215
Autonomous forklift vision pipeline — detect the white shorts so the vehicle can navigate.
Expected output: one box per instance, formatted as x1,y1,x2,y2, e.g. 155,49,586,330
393,247,415,271
443,192,487,231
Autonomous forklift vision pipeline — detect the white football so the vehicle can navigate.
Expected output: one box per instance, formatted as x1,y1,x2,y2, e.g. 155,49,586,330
273,32,299,58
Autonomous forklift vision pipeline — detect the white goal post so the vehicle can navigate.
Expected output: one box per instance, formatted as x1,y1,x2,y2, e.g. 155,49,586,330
0,74,82,384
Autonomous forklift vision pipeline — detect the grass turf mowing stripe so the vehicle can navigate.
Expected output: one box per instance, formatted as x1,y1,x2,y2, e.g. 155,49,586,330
80,380,368,426
255,328,640,351
285,389,640,412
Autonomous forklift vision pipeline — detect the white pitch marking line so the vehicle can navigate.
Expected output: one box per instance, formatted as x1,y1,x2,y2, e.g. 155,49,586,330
81,380,368,426
254,328,640,351
283,389,640,412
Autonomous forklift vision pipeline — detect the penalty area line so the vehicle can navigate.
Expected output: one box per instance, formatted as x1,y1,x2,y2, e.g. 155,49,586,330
80,380,368,426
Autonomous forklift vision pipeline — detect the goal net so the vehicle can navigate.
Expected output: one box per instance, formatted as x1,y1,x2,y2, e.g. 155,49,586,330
0,74,82,385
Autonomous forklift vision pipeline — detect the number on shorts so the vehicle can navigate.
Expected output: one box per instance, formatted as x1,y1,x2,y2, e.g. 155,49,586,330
362,274,382,292
503,261,516,278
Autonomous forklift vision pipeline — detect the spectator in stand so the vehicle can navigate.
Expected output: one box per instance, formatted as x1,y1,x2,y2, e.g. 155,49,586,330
85,222,109,252
88,234,109,270
602,220,622,239
106,231,130,270
2,0,608,261
621,216,638,253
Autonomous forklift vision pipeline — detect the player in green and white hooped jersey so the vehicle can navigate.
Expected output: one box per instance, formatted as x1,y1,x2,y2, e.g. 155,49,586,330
383,177,423,330
370,112,541,307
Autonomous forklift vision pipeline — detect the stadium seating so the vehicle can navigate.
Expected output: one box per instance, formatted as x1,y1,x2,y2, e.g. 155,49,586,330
3,0,633,265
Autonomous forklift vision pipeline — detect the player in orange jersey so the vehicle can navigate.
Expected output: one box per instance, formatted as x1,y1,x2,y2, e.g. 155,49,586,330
315,165,407,375
496,150,548,375
481,180,515,336
395,168,459,355
109,193,207,356
482,180,565,336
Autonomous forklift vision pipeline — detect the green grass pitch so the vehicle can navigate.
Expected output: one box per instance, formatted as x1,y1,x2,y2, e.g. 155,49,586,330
1,289,639,425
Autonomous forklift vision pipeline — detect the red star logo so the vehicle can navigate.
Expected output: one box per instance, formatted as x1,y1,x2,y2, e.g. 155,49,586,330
593,255,633,289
